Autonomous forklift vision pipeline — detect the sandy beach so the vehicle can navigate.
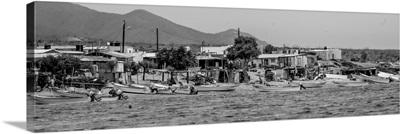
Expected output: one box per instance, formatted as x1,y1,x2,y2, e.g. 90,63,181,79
28,82,399,132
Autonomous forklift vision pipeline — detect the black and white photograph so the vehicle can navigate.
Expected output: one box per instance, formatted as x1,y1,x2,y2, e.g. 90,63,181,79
21,0,400,133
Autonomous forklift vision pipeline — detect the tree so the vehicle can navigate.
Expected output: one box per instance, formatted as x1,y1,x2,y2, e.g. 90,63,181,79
139,60,157,80
263,44,277,54
156,46,197,70
361,52,368,62
129,62,141,75
226,36,261,83
38,54,81,75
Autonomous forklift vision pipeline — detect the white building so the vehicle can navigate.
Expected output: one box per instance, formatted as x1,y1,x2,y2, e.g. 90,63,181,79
309,49,342,60
200,45,232,55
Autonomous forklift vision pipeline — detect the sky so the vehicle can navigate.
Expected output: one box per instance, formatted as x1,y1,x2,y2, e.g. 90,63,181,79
77,2,399,49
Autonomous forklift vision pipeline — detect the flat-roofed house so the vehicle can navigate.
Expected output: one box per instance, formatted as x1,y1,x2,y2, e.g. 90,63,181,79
309,49,342,60
200,45,232,55
257,54,284,67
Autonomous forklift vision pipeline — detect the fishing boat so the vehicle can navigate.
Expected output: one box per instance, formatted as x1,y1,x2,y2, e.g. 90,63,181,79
377,71,400,81
325,74,348,79
30,95,89,105
291,81,326,88
332,80,366,84
353,74,390,84
112,83,129,88
129,84,148,89
195,84,237,92
336,82,369,87
252,84,301,92
266,81,297,87
117,86,152,94
152,83,170,89
51,89,88,98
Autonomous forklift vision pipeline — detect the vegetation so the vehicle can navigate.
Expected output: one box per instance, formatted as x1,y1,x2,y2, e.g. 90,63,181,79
342,49,399,62
37,54,81,74
262,44,277,54
226,36,261,83
156,46,197,70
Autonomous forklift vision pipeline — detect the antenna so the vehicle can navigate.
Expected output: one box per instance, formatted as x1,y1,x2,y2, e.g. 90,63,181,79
121,20,126,53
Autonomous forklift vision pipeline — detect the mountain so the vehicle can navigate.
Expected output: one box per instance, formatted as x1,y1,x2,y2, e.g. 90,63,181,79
34,2,268,46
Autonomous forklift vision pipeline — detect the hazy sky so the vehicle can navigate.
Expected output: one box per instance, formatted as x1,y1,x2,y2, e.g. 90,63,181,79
77,2,399,49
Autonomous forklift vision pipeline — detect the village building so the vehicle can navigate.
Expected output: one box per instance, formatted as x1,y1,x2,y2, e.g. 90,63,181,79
83,46,109,53
309,48,342,60
200,45,232,55
143,52,157,64
196,54,225,69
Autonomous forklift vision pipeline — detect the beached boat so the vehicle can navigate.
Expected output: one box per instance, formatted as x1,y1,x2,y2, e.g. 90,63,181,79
332,80,366,84
31,95,89,105
353,74,390,84
152,83,170,89
377,71,400,81
336,82,369,87
291,81,326,88
195,84,237,92
266,82,297,87
325,74,348,79
112,83,129,88
129,84,148,89
52,89,88,98
117,86,152,94
252,84,301,92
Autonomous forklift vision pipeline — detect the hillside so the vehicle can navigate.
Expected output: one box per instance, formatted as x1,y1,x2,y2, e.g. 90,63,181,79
341,49,399,62
34,2,268,46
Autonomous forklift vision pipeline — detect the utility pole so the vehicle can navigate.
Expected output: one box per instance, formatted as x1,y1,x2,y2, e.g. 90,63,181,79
156,28,159,52
122,20,126,53
238,28,240,37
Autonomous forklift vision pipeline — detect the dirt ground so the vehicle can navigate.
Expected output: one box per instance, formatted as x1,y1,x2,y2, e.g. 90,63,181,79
27,83,399,132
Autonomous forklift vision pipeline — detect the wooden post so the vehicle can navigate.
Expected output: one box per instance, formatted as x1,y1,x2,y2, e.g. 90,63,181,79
162,72,164,81
187,72,189,83
170,71,174,84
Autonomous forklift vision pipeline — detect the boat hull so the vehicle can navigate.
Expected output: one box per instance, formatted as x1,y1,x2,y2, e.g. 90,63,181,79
118,86,152,94
252,84,301,92
336,82,369,87
332,80,366,84
195,85,237,92
31,95,89,105
352,74,390,84
292,81,326,88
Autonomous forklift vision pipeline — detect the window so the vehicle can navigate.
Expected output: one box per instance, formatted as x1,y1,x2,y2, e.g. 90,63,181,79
271,59,276,63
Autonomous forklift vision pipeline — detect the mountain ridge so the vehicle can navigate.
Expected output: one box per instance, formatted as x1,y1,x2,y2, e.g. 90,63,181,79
34,2,268,46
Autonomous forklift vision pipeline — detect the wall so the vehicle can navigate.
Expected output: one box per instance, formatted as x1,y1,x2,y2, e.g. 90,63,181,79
200,45,232,55
331,49,342,59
